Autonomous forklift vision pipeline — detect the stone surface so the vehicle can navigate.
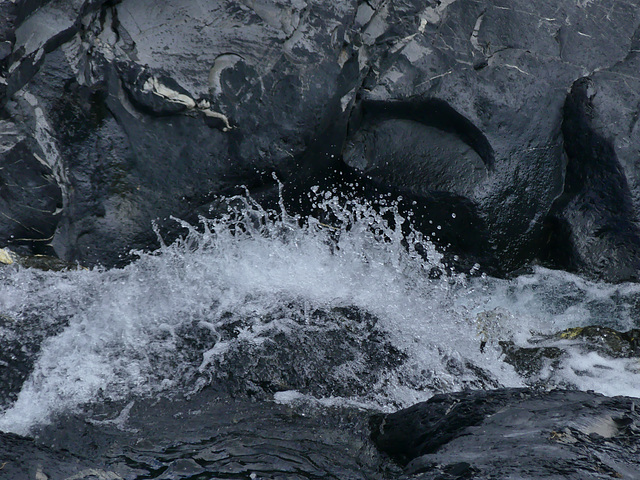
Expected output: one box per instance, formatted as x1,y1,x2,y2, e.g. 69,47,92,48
4,387,640,479
1,0,640,277
1,389,388,480
543,30,640,282
0,118,62,255
371,388,640,479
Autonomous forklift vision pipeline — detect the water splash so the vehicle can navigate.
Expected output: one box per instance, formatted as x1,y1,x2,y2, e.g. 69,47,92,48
0,187,639,435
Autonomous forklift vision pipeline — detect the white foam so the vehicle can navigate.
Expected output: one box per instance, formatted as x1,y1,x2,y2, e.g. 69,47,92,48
0,191,639,434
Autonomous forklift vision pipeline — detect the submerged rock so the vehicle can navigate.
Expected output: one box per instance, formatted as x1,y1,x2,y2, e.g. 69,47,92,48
500,325,640,381
371,388,640,479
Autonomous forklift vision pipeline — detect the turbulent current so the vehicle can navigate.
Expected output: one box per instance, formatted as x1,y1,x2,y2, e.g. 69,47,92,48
1,187,640,437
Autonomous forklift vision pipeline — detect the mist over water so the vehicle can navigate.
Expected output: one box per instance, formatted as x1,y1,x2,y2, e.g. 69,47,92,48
1,188,639,435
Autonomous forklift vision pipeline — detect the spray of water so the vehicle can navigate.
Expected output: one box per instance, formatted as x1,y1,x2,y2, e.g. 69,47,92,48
0,186,638,435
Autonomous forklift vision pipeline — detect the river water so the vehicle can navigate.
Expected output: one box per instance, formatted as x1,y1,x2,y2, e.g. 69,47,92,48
1,187,639,437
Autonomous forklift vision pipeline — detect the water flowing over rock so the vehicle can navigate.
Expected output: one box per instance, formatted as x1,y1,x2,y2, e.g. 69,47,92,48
3,2,640,479
1,0,639,279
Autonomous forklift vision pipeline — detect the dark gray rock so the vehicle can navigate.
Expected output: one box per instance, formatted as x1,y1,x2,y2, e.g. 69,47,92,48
8,387,640,479
2,0,365,266
17,389,388,480
0,118,62,255
543,27,640,282
0,431,97,480
1,0,640,277
349,0,640,275
371,388,640,479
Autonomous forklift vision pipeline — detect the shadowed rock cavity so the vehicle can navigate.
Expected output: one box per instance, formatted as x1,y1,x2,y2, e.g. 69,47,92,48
338,98,498,273
344,99,493,197
543,77,640,282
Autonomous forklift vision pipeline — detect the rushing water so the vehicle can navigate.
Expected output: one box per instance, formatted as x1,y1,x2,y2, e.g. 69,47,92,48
1,186,640,436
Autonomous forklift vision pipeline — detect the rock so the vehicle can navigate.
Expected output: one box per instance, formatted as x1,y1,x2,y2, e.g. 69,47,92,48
371,388,640,479
500,325,640,380
25,389,386,480
2,0,363,266
1,0,640,276
542,29,640,282
200,305,405,399
0,431,103,480
0,304,72,412
0,248,84,271
348,0,640,275
0,119,62,256
1,0,111,104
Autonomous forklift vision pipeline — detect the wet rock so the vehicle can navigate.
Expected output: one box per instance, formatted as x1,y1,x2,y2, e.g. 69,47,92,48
0,305,72,411
0,431,106,480
500,325,640,380
0,119,62,256
348,0,640,275
0,247,85,271
2,0,362,267
371,388,640,479
172,304,406,400
543,31,640,282
1,0,640,276
26,389,387,480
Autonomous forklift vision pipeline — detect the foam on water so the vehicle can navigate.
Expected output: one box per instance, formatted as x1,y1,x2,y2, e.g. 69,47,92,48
1,189,639,435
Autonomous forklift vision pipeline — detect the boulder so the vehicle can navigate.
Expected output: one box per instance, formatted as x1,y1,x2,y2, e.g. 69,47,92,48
371,388,640,479
543,30,640,282
15,389,384,480
2,0,363,266
347,0,640,275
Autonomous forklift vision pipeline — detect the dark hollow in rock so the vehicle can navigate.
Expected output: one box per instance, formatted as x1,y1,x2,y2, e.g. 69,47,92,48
346,98,495,172
543,77,640,283
20,389,387,480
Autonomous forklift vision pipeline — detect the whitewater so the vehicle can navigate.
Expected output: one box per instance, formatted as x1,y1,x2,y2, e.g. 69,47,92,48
1,186,639,436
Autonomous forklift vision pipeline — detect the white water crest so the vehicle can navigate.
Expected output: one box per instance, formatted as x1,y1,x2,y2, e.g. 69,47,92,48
1,187,639,435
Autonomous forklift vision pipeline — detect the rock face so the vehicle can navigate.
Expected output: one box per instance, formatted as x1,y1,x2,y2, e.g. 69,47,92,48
3,386,640,479
1,0,640,279
1,389,386,480
371,388,640,479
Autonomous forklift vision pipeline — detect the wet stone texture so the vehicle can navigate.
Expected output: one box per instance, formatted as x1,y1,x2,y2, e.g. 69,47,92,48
500,326,640,382
0,0,639,280
2,389,391,480
3,388,640,479
372,388,640,480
